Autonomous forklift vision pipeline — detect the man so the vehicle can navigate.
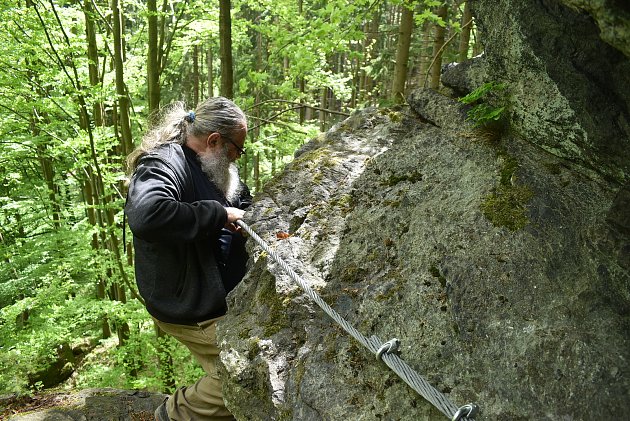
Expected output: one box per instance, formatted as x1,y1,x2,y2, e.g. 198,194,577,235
125,97,250,420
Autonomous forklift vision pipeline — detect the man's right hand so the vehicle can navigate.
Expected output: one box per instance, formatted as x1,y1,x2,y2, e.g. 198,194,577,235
225,207,245,232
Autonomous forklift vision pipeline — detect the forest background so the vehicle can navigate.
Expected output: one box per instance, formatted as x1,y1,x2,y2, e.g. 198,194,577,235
0,0,480,395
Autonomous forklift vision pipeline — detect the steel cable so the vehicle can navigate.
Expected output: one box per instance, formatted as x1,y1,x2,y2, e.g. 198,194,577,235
236,220,478,421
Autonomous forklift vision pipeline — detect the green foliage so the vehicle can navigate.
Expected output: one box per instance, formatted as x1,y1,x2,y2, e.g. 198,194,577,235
70,307,204,393
459,82,507,127
0,0,483,397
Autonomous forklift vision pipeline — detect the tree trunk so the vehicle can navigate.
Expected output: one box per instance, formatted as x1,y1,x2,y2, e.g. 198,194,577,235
207,42,214,98
360,8,380,104
458,1,473,62
110,0,135,360
84,0,103,126
319,87,327,131
35,142,61,229
429,4,448,89
148,0,160,113
193,44,200,105
391,3,414,103
253,153,260,192
219,0,234,98
417,21,432,87
84,172,111,339
112,0,133,156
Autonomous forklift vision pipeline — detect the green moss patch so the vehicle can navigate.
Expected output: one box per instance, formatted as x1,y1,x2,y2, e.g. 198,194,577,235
481,184,533,231
481,149,533,231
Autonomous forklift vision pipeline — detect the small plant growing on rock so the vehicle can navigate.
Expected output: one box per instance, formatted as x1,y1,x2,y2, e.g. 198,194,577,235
459,82,507,127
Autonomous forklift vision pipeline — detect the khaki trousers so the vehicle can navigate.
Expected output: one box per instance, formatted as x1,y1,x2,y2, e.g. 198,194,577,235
154,316,235,421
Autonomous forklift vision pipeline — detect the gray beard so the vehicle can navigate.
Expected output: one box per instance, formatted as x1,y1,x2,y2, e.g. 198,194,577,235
198,149,242,203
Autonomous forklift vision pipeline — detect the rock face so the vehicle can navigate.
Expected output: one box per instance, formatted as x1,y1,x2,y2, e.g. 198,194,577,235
217,2,629,420
471,0,630,184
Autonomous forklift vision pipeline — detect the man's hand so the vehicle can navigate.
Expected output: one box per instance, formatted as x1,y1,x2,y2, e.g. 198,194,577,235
225,207,245,232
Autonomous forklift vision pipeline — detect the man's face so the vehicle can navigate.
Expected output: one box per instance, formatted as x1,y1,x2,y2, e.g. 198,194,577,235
222,123,247,162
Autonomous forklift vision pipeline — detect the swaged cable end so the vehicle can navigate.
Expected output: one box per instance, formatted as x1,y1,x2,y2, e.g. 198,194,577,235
376,338,400,361
452,403,479,421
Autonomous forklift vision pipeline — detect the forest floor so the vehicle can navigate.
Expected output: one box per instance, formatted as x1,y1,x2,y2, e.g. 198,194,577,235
0,391,73,419
0,388,163,420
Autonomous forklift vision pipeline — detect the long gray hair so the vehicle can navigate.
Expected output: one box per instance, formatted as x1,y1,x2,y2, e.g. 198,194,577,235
126,96,246,173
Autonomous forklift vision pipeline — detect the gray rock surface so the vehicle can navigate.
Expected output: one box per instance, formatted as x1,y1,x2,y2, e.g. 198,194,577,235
217,88,629,420
471,0,630,183
560,0,630,58
440,55,487,96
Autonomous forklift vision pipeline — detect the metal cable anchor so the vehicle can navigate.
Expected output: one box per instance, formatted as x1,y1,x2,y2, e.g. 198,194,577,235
451,403,479,421
376,338,400,361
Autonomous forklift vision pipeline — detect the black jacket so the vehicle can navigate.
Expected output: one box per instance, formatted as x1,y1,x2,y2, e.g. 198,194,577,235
125,143,250,324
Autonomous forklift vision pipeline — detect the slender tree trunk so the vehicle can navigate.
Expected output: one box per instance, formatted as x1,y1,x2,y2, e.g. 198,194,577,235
297,0,306,121
110,0,135,359
360,8,380,104
298,77,306,123
207,42,214,98
391,3,414,103
193,44,200,105
158,0,167,72
148,0,160,112
429,4,448,89
350,44,359,108
84,0,103,126
219,0,234,98
35,143,61,228
250,19,263,190
253,153,260,192
417,21,432,87
112,0,133,156
458,1,473,62
241,154,248,185
84,173,111,339
319,87,326,131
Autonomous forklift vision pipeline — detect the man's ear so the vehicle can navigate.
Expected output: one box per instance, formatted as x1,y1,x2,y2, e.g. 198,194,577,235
206,132,220,148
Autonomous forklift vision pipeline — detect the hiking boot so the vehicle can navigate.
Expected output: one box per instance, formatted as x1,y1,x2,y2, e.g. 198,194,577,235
154,398,170,421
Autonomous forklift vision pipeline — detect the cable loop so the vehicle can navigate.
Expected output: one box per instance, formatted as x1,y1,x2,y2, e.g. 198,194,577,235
451,403,479,421
376,338,400,361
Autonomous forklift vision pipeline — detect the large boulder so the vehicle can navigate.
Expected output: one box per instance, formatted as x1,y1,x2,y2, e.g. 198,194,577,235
217,1,630,419
217,89,629,419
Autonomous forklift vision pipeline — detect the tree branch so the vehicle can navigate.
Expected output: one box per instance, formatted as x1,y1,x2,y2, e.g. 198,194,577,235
244,99,351,117
246,115,309,134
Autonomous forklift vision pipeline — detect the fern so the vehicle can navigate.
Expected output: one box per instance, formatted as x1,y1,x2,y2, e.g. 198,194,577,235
459,82,507,126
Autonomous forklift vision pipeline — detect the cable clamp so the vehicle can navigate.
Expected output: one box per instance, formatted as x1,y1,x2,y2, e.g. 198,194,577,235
376,338,400,361
452,403,479,421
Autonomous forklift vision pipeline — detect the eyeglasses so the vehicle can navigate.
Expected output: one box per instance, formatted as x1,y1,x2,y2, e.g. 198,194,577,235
221,134,246,156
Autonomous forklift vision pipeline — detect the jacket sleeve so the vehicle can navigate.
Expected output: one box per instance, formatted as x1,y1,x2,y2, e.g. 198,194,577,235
125,157,227,243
